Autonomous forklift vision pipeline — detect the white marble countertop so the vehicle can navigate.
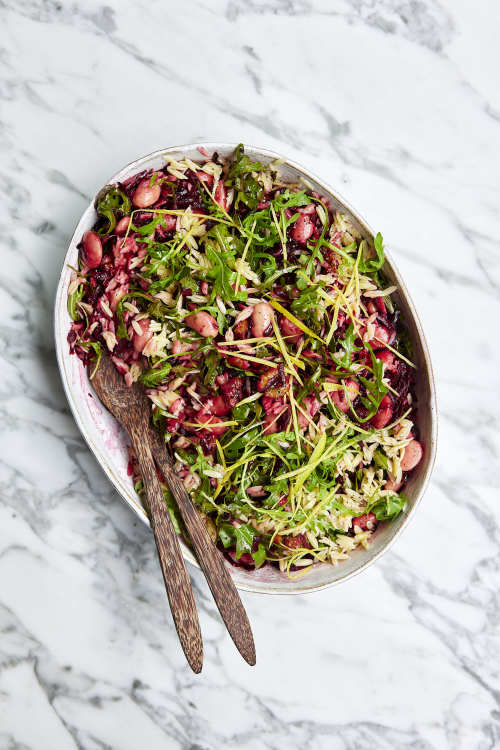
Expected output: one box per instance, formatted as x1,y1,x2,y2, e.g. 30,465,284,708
1,1,499,748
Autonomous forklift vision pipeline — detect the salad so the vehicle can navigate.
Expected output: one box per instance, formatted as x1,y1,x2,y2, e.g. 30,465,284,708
67,144,423,577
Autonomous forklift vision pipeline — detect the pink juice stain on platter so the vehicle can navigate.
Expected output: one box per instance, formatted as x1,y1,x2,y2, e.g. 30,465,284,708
75,359,127,457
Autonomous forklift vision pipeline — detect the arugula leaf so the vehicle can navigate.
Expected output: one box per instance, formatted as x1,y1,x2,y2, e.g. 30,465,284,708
218,522,266,568
139,362,172,387
358,232,385,273
262,477,289,507
205,241,235,300
96,186,131,234
77,340,102,379
232,402,252,422
242,209,279,249
67,285,84,321
223,426,260,460
227,144,266,210
201,348,220,386
373,450,389,471
397,324,414,360
163,488,183,534
333,323,361,369
272,189,310,210
228,144,266,177
357,345,388,418
131,213,166,237
296,364,322,403
250,543,267,568
368,493,406,521
291,285,322,320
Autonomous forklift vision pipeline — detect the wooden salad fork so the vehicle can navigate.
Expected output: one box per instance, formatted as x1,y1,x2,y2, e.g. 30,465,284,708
90,355,256,672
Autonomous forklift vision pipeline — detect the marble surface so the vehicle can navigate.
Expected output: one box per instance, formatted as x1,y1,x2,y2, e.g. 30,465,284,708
0,1,499,748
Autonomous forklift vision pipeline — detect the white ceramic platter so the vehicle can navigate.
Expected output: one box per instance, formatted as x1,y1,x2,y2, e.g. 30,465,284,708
54,143,437,594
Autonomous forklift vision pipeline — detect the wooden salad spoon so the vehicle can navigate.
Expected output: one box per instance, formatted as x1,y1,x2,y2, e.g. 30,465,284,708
90,355,256,671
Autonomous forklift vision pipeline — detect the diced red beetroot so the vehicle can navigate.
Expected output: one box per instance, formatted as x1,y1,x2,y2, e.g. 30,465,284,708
371,395,393,429
162,215,177,232
111,356,129,375
200,281,209,295
197,414,228,436
305,394,321,415
113,236,138,267
376,349,398,374
212,395,231,416
82,231,102,269
165,417,181,434
352,512,377,531
400,439,423,471
302,349,322,360
214,181,227,210
225,549,256,568
196,171,213,187
127,460,134,476
329,230,342,248
228,355,251,370
283,533,311,550
291,214,314,244
108,284,128,312
297,411,308,430
263,413,280,435
366,298,387,317
169,398,185,418
279,315,302,344
298,395,321,429
331,379,359,413
278,495,289,506
299,203,316,216
220,376,243,407
372,324,396,349
262,395,286,415
132,318,153,353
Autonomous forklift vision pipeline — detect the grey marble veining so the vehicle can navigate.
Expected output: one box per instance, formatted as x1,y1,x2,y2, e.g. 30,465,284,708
1,1,499,748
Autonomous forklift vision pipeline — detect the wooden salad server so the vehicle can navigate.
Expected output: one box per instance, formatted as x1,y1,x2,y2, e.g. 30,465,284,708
90,355,256,670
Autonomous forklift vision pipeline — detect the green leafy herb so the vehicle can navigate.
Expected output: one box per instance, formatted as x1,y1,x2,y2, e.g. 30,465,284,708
368,493,406,521
96,186,131,234
77,340,102,379
357,346,388,418
139,362,172,387
227,144,266,210
67,285,84,321
358,232,385,273
218,522,266,568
